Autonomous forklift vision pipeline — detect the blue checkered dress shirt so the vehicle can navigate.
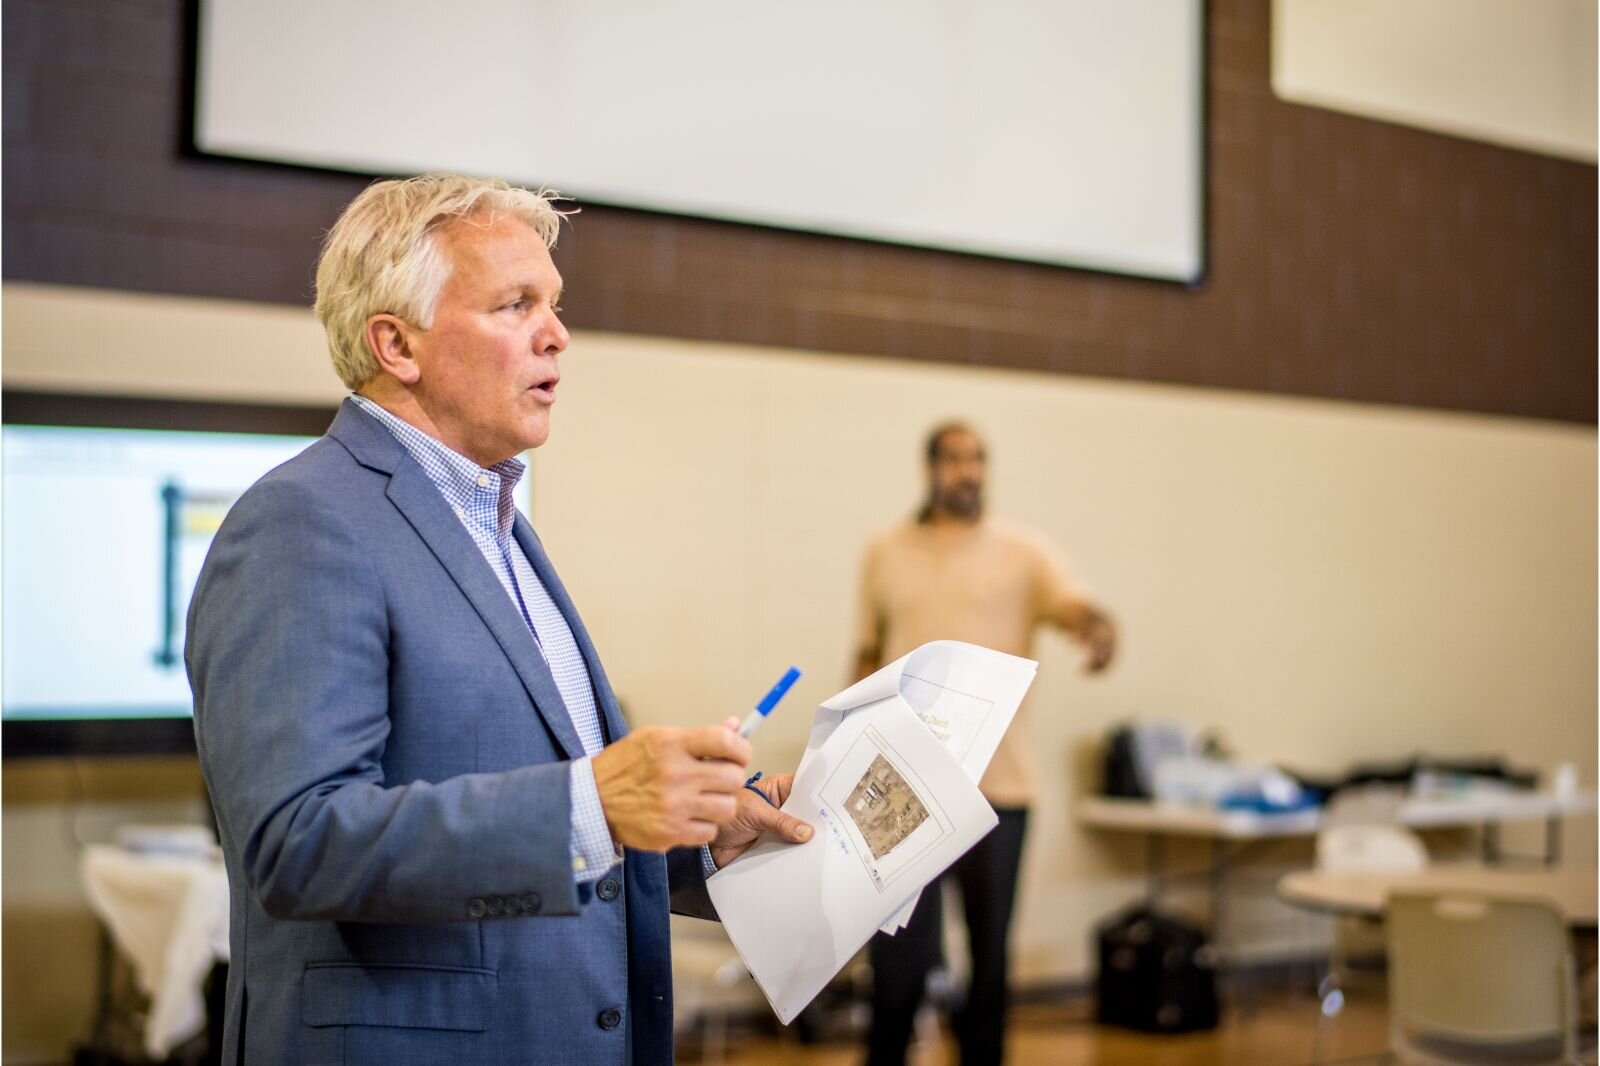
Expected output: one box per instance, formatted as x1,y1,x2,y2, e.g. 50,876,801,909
351,395,618,882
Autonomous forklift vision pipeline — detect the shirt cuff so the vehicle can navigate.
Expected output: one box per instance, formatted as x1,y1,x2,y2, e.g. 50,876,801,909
701,844,719,878
568,756,621,884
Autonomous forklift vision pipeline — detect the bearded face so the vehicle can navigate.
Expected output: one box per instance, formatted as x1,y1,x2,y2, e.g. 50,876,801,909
927,428,986,521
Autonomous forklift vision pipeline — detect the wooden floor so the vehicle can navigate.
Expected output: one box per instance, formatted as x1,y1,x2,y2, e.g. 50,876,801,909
677,988,1394,1066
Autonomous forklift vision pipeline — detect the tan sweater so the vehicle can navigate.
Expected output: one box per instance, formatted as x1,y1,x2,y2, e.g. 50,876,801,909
854,517,1084,808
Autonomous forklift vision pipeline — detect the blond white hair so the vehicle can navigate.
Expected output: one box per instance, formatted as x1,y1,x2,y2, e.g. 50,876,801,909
314,173,571,389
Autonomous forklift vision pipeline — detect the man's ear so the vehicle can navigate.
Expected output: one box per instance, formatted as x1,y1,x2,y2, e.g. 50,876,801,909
365,314,422,386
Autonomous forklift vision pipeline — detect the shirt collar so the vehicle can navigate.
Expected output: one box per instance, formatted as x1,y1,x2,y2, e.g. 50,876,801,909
350,394,526,541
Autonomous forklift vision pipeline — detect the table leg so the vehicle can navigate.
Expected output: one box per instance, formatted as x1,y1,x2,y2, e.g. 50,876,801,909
1211,838,1259,1015
1482,821,1501,864
87,925,115,1065
1210,838,1226,946
1147,833,1166,904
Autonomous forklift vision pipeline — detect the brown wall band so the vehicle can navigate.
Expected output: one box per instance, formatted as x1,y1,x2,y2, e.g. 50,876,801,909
2,0,1593,423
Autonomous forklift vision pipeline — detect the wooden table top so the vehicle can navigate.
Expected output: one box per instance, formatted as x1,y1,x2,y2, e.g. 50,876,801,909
1277,863,1598,926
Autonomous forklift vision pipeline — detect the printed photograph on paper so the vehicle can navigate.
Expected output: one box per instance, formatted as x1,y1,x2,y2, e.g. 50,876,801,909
844,754,930,860
816,725,953,893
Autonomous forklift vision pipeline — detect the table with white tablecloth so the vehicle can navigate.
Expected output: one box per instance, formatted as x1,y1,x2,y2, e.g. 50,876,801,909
80,843,229,1059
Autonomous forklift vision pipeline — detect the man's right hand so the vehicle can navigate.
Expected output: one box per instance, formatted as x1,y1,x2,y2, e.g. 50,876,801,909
590,718,752,851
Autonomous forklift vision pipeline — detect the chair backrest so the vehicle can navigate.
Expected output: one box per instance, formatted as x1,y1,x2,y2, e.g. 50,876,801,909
1316,823,1429,873
1387,890,1575,1064
1323,783,1408,825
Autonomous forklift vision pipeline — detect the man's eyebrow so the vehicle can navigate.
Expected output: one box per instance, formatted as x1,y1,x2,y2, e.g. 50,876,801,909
492,283,562,304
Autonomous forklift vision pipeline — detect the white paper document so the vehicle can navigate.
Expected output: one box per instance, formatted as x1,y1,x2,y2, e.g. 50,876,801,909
807,641,1038,935
803,641,1037,787
707,640,1037,1023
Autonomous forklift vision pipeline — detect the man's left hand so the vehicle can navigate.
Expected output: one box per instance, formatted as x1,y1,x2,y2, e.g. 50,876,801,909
708,773,812,869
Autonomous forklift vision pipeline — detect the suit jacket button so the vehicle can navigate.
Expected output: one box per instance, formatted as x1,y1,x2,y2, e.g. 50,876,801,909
598,1007,623,1030
486,896,504,916
523,893,541,914
467,898,487,919
504,896,524,916
597,878,621,901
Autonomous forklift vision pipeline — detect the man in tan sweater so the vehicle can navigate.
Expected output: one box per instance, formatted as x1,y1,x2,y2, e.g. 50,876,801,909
854,421,1115,1066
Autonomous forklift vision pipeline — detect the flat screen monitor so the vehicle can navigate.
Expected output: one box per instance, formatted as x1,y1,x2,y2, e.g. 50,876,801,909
2,392,334,757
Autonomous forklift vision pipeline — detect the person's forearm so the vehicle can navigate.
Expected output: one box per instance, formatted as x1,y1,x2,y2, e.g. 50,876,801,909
1055,597,1109,637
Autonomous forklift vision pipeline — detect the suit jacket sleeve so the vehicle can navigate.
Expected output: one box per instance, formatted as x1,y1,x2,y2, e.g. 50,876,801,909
188,473,583,924
666,846,716,921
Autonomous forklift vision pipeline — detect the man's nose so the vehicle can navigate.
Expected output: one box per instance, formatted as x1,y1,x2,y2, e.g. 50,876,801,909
538,313,570,356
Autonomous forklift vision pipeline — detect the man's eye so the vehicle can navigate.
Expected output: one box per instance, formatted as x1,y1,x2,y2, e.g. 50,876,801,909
551,304,563,314
504,299,531,312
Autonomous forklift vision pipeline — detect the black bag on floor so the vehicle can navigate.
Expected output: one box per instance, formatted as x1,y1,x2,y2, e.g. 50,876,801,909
1095,904,1219,1033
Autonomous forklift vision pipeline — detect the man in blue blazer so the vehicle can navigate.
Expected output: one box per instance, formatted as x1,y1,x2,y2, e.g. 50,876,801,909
186,173,810,1065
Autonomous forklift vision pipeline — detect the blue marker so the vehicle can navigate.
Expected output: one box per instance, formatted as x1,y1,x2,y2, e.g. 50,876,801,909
737,666,801,738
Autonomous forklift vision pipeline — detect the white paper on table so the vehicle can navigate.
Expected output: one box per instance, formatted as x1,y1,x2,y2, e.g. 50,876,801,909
707,693,997,1024
797,641,1036,934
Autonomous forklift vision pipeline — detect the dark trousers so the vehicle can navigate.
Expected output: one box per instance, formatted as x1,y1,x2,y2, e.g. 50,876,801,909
865,807,1029,1066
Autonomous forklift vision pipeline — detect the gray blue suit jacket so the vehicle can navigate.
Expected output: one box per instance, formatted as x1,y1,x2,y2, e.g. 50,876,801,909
187,399,714,1065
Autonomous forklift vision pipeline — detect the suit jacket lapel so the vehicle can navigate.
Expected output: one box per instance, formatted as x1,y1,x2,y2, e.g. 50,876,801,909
328,401,587,762
513,516,630,742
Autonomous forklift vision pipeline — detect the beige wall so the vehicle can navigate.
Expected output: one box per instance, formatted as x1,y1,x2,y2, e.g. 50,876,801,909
4,282,1595,1053
1272,0,1598,162
530,331,1598,979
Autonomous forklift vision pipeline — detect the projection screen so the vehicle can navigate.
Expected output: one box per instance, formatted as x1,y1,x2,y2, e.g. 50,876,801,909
193,1,1204,281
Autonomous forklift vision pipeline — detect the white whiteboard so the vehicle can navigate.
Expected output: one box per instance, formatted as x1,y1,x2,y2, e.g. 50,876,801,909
194,1,1204,281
